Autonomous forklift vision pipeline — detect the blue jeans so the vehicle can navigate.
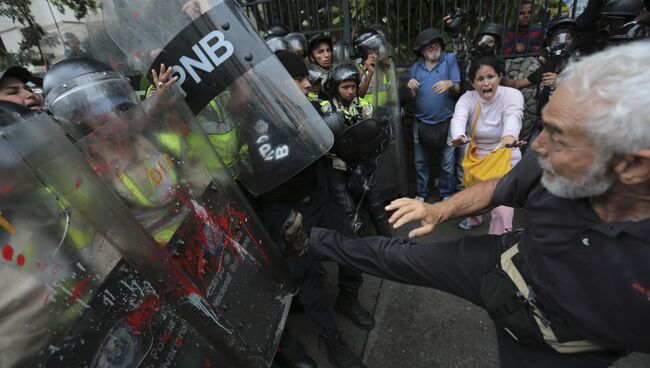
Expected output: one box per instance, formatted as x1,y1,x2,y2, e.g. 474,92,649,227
414,121,464,199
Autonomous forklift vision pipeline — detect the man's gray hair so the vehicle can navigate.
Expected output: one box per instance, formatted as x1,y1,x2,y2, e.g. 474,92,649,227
556,41,650,155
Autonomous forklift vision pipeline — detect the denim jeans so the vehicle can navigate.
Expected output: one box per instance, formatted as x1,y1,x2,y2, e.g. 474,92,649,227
414,120,464,199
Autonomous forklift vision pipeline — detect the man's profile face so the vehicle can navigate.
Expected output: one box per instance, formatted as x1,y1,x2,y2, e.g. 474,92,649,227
293,76,311,94
518,3,532,27
0,77,41,109
532,85,615,198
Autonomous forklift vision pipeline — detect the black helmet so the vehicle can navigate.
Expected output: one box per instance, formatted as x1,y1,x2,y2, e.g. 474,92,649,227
0,66,32,84
353,28,389,60
43,57,139,140
306,63,327,86
307,33,333,54
285,32,308,57
546,18,578,39
266,23,290,37
601,0,644,16
0,101,38,127
323,63,361,97
332,40,352,63
412,28,444,54
331,117,390,163
264,34,291,52
608,20,648,43
475,23,504,42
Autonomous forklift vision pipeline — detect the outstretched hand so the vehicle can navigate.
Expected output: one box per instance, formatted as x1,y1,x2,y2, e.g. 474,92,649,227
385,198,445,238
491,135,527,152
151,63,179,93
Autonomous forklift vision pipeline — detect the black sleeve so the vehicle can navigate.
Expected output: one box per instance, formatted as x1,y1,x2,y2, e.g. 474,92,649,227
492,152,543,208
527,66,543,85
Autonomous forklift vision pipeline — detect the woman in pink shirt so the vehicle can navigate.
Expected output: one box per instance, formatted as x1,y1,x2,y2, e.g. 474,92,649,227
450,56,525,234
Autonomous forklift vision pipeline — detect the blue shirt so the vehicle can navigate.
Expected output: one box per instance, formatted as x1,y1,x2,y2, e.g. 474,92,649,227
409,53,461,125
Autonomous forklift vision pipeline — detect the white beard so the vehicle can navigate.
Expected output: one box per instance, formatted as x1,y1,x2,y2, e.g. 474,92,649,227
424,49,441,63
538,156,615,199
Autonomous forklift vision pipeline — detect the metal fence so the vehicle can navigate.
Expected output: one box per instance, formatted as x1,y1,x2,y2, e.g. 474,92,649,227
240,0,587,65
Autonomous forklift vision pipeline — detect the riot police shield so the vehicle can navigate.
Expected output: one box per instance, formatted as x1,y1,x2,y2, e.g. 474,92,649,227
0,113,246,367
85,11,140,77
364,43,408,200
102,0,334,195
64,88,294,366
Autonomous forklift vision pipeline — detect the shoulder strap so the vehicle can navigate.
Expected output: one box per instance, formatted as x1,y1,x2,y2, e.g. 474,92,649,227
469,100,481,141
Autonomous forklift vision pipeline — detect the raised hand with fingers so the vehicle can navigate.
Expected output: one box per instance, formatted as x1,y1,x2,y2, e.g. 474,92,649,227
385,198,446,238
151,63,179,93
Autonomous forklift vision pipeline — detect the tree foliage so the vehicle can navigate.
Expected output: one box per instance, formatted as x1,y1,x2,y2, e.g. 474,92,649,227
0,0,97,68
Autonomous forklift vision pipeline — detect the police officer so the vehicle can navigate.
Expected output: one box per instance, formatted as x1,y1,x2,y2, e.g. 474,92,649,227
307,33,333,72
353,28,391,106
285,32,308,58
257,50,373,368
322,63,392,237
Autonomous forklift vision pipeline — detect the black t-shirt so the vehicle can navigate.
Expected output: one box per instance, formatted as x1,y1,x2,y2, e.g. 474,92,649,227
493,153,650,352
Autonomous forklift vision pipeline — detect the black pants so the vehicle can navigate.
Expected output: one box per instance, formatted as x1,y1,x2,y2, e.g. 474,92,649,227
258,191,363,336
309,228,623,368
325,164,393,237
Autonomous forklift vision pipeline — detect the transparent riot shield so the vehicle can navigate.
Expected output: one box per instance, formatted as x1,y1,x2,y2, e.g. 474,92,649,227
367,55,408,200
102,0,334,195
0,114,232,367
64,88,294,366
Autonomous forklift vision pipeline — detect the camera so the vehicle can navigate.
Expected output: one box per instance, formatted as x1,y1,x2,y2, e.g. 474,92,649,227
445,8,467,35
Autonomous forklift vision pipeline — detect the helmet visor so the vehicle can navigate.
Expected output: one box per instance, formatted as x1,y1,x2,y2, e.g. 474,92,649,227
46,72,139,140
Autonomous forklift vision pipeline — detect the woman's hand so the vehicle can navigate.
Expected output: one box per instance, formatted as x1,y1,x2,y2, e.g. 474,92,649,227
151,63,179,92
492,135,527,152
450,135,469,146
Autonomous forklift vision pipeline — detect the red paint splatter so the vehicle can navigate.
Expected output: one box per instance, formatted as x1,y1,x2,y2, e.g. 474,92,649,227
162,332,172,343
132,10,140,18
75,177,82,188
1,186,11,193
204,357,212,368
175,336,184,348
69,275,93,302
127,297,161,333
134,51,142,59
16,254,25,266
632,282,650,299
2,244,13,261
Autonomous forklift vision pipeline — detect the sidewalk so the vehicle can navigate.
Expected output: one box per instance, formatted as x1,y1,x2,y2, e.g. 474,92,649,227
287,210,650,367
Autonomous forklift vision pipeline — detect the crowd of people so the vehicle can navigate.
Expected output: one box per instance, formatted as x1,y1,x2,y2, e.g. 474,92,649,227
0,0,649,367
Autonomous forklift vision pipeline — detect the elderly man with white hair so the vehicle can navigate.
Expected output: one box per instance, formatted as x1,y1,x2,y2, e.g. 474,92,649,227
281,41,650,367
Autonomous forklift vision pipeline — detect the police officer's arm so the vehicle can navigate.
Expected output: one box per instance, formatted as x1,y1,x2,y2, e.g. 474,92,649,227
357,63,374,98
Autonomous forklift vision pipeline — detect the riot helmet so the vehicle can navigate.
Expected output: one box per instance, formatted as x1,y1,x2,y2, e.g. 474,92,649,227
608,20,648,43
353,28,389,61
412,28,444,55
473,23,504,55
545,18,578,49
285,32,308,58
307,33,333,69
264,34,291,52
266,23,290,37
43,57,139,140
599,0,644,41
323,63,361,99
332,40,353,63
306,63,327,93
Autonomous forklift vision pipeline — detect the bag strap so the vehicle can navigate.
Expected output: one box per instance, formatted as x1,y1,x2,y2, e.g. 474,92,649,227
469,100,482,141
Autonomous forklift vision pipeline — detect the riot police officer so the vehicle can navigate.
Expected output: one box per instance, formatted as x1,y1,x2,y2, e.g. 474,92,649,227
258,50,373,368
322,63,392,238
353,28,392,105
307,33,333,72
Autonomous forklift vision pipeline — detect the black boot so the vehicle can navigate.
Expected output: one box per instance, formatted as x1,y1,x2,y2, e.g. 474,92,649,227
321,332,366,368
276,331,317,368
281,210,310,256
335,288,375,330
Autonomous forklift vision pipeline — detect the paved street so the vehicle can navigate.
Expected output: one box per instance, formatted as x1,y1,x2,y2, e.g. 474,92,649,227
288,208,650,367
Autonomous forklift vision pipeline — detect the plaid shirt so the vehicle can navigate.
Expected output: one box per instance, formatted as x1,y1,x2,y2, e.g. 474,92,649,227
502,24,545,55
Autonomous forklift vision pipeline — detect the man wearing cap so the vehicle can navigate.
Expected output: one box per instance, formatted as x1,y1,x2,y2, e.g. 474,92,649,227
407,28,462,202
0,66,42,110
